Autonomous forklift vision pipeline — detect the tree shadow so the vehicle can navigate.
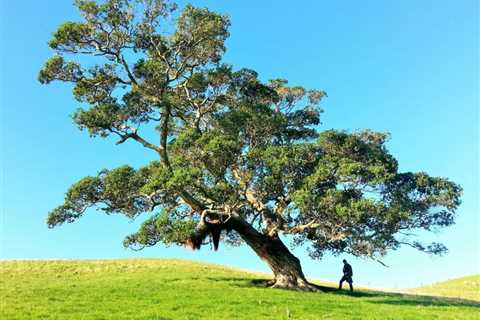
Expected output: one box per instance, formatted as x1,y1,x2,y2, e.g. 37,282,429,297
247,279,341,293
208,276,480,309
321,286,480,308
242,278,350,293
330,286,479,309
364,292,480,308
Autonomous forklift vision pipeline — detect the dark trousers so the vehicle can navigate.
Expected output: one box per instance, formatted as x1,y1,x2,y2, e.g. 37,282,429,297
339,275,353,291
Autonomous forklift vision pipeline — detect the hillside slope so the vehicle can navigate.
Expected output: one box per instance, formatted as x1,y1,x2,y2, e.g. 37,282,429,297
408,275,479,301
1,259,478,320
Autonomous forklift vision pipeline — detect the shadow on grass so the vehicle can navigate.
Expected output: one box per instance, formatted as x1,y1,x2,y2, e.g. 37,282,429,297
364,293,480,308
207,276,480,309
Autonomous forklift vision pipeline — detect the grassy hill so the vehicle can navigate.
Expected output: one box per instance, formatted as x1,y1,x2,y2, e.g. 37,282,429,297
407,275,480,301
1,259,478,320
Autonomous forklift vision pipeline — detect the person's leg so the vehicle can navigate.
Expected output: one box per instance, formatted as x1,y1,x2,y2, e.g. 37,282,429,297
348,280,353,292
339,276,345,289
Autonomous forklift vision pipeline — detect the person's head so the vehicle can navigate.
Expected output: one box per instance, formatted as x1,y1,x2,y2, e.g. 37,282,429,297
343,259,347,264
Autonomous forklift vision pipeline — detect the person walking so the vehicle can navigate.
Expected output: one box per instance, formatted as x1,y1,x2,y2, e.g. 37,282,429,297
339,259,353,292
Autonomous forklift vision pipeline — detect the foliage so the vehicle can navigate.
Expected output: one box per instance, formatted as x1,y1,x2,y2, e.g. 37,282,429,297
40,0,462,265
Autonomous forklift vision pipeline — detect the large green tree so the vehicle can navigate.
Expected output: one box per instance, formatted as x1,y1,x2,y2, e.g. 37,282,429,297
40,0,462,290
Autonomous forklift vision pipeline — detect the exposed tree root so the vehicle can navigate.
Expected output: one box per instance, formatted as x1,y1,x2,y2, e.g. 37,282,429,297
269,278,321,292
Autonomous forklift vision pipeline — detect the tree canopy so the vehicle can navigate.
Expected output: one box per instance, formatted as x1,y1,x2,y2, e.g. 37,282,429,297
40,0,462,289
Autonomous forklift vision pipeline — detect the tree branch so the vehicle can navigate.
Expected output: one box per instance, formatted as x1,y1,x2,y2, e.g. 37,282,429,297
284,220,321,234
113,130,162,155
117,53,138,85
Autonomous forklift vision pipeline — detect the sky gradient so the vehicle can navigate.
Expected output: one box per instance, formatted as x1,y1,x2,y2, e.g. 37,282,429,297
1,0,478,289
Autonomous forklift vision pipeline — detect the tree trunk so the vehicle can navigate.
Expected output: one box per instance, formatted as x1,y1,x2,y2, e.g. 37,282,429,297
229,216,318,291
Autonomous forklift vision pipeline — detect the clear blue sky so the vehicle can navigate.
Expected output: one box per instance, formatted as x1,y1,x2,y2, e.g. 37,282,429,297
1,0,478,289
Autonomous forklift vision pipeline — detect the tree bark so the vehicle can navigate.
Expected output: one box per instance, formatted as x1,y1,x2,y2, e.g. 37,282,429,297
229,216,318,291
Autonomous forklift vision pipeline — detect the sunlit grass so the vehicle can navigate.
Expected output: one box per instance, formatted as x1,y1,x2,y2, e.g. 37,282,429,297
407,275,480,301
1,259,478,319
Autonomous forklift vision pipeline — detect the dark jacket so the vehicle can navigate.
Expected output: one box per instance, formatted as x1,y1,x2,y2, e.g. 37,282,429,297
343,263,353,277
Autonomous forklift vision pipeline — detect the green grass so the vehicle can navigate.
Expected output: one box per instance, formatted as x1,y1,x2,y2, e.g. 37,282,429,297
1,259,478,320
407,275,480,301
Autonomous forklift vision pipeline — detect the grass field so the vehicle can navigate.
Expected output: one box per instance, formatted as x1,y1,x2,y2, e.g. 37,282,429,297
407,275,479,301
1,259,479,319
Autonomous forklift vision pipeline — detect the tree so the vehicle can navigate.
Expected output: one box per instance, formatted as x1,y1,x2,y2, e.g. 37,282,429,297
40,0,462,291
